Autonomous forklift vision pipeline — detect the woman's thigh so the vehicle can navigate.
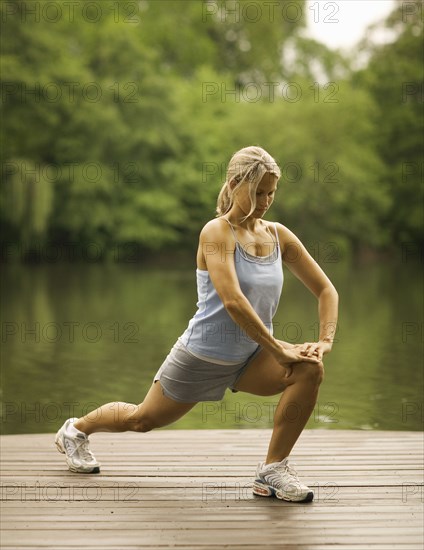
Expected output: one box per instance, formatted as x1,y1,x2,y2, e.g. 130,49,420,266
232,345,290,396
234,343,324,397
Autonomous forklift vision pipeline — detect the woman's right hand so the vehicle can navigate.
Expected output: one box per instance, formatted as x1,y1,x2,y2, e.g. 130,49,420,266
274,343,320,378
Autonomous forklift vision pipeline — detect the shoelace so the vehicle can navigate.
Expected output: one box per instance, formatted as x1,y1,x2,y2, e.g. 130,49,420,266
263,460,302,489
76,438,96,461
66,435,95,461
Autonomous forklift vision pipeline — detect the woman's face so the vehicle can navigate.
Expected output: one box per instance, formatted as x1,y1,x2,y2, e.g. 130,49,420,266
233,172,278,219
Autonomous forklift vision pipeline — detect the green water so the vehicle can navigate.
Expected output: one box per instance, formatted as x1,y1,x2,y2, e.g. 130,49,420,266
1,258,422,434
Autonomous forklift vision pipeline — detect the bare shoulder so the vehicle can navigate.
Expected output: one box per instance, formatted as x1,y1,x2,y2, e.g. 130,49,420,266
196,218,239,273
272,222,302,252
197,218,236,269
199,217,234,242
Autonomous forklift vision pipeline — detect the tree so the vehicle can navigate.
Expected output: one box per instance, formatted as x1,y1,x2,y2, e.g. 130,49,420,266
353,2,424,249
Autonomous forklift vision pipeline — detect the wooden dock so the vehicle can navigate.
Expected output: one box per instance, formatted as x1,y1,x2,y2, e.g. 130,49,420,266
1,429,423,549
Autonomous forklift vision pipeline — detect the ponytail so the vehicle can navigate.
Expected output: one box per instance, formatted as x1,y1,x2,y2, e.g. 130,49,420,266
216,181,232,216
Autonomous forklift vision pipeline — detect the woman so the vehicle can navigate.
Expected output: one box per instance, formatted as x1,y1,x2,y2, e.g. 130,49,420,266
55,146,338,503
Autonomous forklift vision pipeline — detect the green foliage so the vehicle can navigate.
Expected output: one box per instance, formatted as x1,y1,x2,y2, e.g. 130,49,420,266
1,158,55,243
0,0,421,260
354,3,424,247
137,0,306,81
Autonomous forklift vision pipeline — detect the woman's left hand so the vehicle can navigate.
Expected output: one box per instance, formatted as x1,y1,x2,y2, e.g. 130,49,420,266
296,341,332,361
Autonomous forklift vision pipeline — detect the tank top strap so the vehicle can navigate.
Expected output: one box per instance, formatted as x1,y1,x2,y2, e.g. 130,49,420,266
221,218,239,242
262,221,279,248
273,222,279,244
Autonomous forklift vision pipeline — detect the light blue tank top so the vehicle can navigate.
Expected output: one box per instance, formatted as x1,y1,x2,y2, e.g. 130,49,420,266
179,219,284,362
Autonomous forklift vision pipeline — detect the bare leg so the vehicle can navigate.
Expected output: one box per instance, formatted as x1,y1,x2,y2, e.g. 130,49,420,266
74,381,197,435
265,362,323,464
232,347,324,464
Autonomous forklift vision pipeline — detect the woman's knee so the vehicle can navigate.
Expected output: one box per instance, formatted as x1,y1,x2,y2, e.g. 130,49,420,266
124,409,156,433
294,360,325,386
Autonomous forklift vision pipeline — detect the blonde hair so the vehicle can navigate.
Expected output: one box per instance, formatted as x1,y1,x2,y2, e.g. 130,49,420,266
216,146,281,219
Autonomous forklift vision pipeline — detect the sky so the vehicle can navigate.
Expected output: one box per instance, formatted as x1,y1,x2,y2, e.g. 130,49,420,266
305,0,396,50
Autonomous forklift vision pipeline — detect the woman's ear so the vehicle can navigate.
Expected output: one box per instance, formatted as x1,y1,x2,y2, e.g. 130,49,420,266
229,177,239,190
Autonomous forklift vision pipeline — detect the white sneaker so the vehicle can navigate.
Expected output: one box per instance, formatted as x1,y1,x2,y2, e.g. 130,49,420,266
253,458,314,502
55,418,100,474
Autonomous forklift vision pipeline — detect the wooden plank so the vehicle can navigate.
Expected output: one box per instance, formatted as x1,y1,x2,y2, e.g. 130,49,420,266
2,542,417,550
0,529,422,547
1,484,423,498
1,501,421,511
2,465,422,473
1,511,420,520
3,520,422,531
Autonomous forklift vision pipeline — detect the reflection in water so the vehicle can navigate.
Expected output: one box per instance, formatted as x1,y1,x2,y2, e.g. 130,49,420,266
1,259,422,434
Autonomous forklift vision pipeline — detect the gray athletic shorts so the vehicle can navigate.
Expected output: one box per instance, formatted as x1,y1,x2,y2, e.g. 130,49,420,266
153,339,263,403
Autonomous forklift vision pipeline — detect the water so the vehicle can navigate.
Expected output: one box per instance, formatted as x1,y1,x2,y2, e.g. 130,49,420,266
1,258,422,434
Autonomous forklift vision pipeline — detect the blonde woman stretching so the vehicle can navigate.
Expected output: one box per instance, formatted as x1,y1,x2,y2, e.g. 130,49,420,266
56,146,338,503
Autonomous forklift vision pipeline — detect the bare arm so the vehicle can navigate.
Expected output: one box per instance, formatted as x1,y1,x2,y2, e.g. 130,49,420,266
199,219,319,365
277,223,339,360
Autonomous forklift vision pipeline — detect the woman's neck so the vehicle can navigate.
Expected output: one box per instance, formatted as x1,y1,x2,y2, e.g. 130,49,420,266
224,209,263,232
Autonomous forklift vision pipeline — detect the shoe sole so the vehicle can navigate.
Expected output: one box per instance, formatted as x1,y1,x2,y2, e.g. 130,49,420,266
55,431,101,474
253,480,314,503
